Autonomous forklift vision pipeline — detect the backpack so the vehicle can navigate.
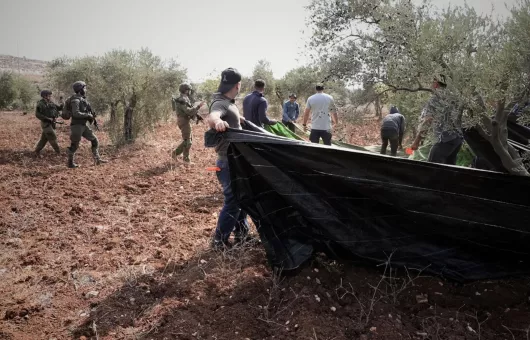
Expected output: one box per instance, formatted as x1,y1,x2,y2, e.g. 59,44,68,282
61,95,74,120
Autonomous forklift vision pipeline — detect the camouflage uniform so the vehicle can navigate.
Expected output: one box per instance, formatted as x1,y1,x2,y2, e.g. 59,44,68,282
420,88,464,165
67,94,103,167
172,94,201,162
34,98,62,154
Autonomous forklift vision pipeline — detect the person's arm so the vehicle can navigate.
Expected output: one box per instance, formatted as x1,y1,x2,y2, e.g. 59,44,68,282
71,98,92,120
302,107,311,131
35,102,50,122
259,99,276,125
330,98,338,125
282,102,290,122
208,110,229,132
411,114,433,150
54,102,64,112
294,103,300,121
177,102,203,119
398,115,406,147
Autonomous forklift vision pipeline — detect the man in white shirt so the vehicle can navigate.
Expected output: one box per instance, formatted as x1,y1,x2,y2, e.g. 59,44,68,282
302,84,338,145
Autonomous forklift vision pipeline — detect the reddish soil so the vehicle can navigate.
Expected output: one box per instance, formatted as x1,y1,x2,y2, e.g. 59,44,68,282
0,111,529,340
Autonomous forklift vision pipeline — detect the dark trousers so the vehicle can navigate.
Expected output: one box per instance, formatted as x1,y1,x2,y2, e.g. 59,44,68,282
214,159,249,242
283,121,296,133
381,128,399,156
309,129,332,145
428,138,464,165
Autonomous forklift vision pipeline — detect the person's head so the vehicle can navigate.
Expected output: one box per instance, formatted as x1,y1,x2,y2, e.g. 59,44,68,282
40,90,52,101
432,74,447,89
217,67,242,99
254,79,265,92
315,84,325,92
389,106,399,114
179,83,192,96
289,93,297,103
73,81,87,95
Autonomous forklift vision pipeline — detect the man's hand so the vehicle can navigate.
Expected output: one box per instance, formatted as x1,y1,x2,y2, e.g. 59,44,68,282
270,119,277,125
87,113,94,123
215,120,229,132
239,116,245,124
197,101,206,109
411,140,420,151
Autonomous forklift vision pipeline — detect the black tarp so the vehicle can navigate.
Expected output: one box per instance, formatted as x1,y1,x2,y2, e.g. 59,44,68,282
218,127,530,282
464,121,530,172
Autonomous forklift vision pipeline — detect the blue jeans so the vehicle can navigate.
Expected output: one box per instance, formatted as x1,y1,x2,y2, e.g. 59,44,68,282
214,159,249,242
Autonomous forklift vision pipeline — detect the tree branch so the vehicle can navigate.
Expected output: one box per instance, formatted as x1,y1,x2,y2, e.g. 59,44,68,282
385,84,433,93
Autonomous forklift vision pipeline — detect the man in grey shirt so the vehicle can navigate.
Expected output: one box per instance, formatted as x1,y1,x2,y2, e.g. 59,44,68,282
302,84,338,145
207,67,250,249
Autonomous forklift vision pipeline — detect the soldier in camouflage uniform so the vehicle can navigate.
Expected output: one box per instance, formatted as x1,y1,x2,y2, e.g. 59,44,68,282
67,81,108,168
34,90,63,156
171,83,205,163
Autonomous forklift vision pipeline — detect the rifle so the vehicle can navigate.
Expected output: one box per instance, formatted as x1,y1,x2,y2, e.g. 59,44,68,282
194,100,206,125
51,118,64,129
86,102,100,131
195,113,204,125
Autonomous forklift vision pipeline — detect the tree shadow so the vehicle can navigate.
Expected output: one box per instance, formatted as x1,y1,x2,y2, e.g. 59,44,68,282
71,245,280,340
134,161,177,178
71,244,530,340
0,149,40,166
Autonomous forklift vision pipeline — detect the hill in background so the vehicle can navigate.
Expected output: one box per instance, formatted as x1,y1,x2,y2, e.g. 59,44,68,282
0,54,47,82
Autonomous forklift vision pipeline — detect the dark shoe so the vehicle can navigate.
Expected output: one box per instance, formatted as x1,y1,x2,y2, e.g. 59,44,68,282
68,155,79,168
211,238,232,251
172,148,183,160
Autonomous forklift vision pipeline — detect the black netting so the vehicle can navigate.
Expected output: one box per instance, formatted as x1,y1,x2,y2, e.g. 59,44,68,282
217,124,530,282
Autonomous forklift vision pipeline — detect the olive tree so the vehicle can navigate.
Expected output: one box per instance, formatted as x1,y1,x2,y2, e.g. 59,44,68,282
306,0,530,175
46,48,187,144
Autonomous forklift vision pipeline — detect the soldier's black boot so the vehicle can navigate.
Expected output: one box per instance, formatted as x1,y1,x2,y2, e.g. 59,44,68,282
95,158,108,165
68,154,79,168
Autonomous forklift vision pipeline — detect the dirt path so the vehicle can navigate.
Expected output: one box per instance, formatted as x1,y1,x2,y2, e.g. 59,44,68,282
0,111,528,340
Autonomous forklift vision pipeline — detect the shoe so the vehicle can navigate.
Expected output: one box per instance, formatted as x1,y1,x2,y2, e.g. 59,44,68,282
95,158,108,165
211,238,232,251
172,149,183,160
68,155,79,168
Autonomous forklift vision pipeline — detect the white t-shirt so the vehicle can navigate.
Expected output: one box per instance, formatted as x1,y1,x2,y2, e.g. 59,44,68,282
306,92,336,130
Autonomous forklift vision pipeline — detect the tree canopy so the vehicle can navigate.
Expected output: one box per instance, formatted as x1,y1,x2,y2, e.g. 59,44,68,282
306,0,530,175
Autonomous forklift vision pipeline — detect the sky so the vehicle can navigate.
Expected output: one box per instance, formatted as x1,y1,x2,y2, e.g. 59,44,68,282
0,0,517,82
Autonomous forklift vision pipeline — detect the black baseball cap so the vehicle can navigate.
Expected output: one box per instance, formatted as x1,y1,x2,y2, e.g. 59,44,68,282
218,67,242,93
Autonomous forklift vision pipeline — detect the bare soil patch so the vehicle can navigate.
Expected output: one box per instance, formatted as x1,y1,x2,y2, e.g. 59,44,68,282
0,111,528,339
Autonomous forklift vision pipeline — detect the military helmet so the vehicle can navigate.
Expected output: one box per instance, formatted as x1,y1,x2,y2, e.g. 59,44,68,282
40,90,52,97
72,81,87,92
179,83,192,94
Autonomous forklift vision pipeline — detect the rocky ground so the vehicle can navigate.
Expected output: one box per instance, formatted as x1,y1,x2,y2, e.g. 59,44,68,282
0,111,529,340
